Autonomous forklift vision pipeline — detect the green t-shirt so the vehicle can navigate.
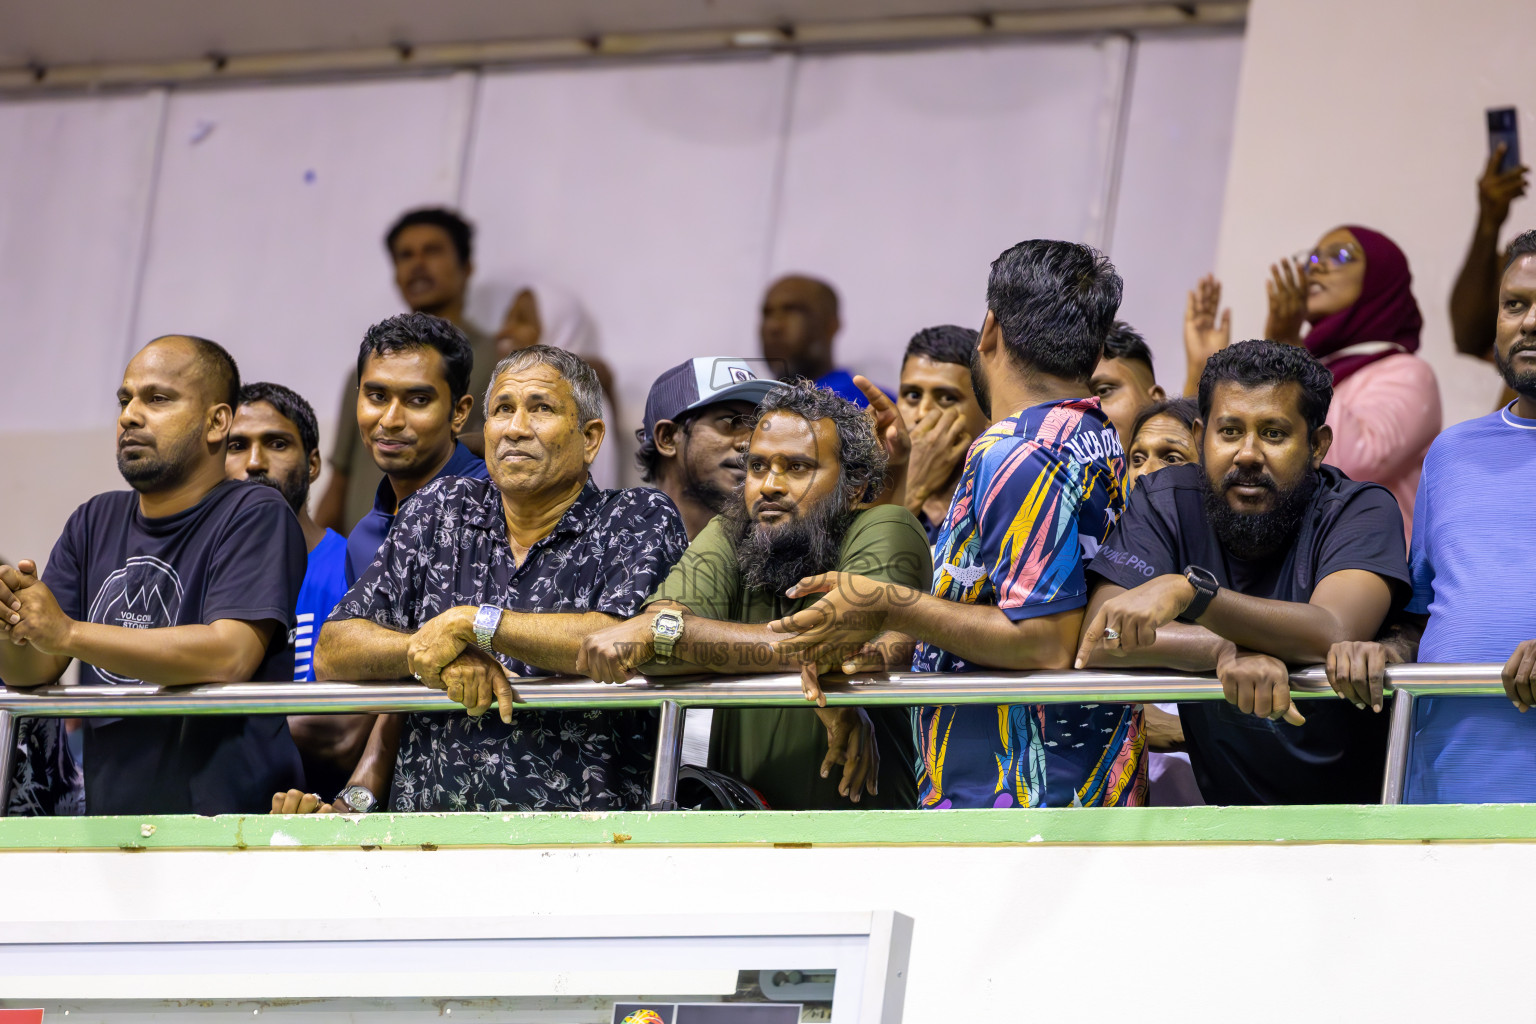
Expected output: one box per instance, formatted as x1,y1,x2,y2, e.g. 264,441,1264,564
645,504,933,810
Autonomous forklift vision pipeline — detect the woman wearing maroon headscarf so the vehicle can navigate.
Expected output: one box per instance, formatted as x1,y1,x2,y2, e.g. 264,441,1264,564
1263,225,1442,538
1183,226,1441,539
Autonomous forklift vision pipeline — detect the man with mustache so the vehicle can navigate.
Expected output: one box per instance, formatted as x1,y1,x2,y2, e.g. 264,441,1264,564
343,312,489,586
1076,340,1410,804
578,380,930,809
1329,230,1536,803
317,208,497,533
635,357,774,541
313,346,687,812
0,336,307,814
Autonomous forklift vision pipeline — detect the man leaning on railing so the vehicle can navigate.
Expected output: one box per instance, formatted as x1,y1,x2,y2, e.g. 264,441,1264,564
1,336,308,816
1076,341,1408,806
308,346,687,814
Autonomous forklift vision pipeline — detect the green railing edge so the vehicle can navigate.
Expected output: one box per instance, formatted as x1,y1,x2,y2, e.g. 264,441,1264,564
3,804,1536,851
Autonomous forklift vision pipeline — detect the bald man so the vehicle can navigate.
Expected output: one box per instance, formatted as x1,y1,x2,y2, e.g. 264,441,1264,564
0,335,308,815
759,275,888,407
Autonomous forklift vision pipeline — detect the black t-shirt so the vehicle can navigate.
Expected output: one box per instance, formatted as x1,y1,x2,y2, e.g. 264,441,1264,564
1087,464,1410,805
44,479,307,814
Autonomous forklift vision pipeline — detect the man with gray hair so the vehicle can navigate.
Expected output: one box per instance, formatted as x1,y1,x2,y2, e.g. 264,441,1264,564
311,345,688,812
579,380,931,809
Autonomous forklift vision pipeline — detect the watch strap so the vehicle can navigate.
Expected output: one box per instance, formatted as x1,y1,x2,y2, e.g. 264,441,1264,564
473,604,502,655
1179,565,1219,623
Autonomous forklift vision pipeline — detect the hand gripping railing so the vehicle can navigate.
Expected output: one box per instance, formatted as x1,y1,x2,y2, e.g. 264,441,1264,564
0,664,1510,815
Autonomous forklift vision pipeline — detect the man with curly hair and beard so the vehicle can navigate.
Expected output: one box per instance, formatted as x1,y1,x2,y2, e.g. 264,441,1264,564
580,380,931,809
1076,340,1411,805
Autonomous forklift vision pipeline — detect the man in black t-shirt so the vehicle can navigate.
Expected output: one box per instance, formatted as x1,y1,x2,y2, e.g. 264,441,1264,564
1074,341,1409,805
0,335,307,815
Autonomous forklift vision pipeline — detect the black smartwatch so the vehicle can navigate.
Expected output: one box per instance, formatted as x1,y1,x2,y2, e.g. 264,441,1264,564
1179,565,1219,623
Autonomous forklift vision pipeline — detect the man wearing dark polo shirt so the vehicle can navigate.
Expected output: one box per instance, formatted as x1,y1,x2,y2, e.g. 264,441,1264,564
0,336,306,814
580,380,930,809
344,312,490,586
1076,341,1409,804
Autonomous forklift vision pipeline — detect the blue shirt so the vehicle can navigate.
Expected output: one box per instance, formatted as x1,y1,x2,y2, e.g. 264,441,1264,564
294,528,348,682
1405,403,1536,803
344,441,489,586
814,369,892,407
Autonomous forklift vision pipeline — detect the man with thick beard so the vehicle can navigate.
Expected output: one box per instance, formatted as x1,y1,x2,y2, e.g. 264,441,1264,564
579,381,931,809
1075,340,1410,804
0,336,308,814
635,358,775,541
1327,229,1536,803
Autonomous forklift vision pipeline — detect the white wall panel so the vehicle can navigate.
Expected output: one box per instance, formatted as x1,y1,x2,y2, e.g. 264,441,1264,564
0,91,163,433
1110,29,1244,390
461,55,794,480
768,39,1130,391
132,73,476,426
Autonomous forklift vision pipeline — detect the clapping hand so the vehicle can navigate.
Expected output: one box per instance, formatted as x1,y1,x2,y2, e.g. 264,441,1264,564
1264,258,1308,345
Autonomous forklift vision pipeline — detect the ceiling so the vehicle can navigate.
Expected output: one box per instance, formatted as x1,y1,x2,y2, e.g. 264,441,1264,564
0,0,1241,71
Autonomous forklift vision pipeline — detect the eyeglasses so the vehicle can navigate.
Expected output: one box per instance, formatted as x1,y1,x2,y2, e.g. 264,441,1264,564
1292,244,1362,273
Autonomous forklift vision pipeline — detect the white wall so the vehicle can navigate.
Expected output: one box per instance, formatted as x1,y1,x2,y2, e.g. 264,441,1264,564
0,32,1242,568
1217,0,1534,428
5,840,1536,1020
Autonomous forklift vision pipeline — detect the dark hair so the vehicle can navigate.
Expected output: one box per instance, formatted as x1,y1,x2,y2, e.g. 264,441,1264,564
903,324,979,369
1505,229,1536,272
151,334,240,409
986,239,1123,383
356,312,474,403
1102,320,1154,374
1197,340,1333,433
753,379,887,504
1131,395,1198,442
385,207,474,266
634,407,703,483
238,382,320,460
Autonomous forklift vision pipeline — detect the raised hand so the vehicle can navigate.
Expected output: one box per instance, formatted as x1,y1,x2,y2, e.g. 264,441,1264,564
1479,142,1530,228
1264,259,1308,345
1184,274,1232,368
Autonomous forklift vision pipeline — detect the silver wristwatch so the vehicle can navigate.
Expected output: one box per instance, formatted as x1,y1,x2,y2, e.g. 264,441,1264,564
473,604,503,655
336,784,378,813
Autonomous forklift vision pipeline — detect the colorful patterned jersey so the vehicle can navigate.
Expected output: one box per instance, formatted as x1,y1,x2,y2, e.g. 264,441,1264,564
912,397,1145,809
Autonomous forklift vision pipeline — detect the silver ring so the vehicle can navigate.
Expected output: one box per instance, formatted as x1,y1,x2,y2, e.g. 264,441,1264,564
1102,627,1121,642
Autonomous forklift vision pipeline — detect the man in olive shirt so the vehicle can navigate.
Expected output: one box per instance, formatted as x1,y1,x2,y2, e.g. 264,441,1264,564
318,207,497,532
581,381,930,809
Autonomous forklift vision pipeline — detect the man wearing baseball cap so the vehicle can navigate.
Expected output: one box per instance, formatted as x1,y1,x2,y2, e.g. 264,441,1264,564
635,357,776,540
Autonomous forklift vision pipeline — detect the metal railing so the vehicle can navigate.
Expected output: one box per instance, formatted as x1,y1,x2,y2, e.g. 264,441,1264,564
0,664,1511,815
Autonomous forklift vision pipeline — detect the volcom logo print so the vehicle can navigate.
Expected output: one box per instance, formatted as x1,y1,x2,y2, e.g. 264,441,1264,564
86,555,185,683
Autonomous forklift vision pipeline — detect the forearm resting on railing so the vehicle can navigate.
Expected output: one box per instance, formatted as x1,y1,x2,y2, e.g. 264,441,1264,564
889,592,1083,672
1196,570,1394,666
314,617,413,681
9,619,273,687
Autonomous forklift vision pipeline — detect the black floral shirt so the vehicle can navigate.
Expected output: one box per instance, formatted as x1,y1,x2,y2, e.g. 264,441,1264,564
329,476,687,812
